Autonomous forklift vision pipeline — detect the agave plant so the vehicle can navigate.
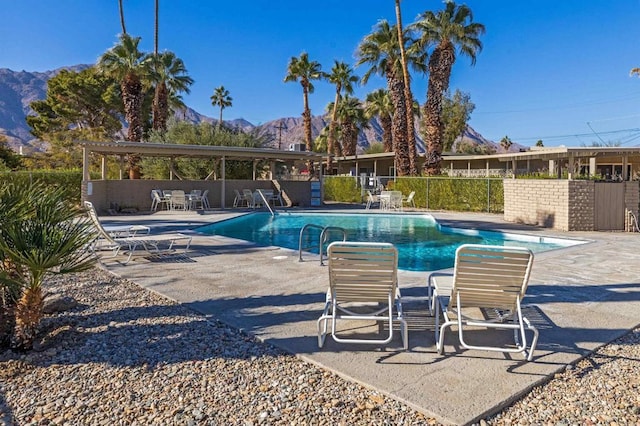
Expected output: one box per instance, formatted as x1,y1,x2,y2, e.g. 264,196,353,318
0,182,96,350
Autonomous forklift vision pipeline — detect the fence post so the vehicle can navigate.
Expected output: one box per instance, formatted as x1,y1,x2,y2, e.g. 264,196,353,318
487,178,490,213
426,177,430,210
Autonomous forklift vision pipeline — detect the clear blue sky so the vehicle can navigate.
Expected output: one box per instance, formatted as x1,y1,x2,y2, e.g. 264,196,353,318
2,0,640,147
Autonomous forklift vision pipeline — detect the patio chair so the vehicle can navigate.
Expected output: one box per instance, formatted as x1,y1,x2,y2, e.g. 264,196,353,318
402,191,416,209
365,190,378,210
169,190,188,211
242,189,256,208
429,244,539,361
390,191,403,211
201,190,210,209
151,189,171,211
233,189,246,208
189,190,204,210
84,201,192,265
318,241,408,349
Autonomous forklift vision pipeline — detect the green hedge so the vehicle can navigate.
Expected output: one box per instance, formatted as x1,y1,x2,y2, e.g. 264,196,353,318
323,176,504,213
0,170,83,204
323,176,362,203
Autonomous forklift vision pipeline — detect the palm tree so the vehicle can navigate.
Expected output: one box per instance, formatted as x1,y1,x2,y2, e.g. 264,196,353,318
356,20,426,176
412,1,485,175
330,95,368,156
500,135,513,152
150,51,193,131
0,182,96,350
210,86,233,129
118,0,127,34
326,61,359,168
97,33,151,177
284,52,324,152
395,0,419,175
365,89,394,152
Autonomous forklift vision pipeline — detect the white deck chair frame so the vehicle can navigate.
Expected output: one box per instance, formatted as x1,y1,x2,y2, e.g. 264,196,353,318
402,191,416,209
318,241,408,349
429,244,539,361
84,201,192,264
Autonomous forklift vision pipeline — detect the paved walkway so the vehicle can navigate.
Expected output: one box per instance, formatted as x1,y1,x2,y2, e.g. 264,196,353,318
97,208,640,425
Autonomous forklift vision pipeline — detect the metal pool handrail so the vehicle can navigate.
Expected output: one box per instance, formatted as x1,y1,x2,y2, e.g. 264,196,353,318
255,189,275,217
298,224,347,264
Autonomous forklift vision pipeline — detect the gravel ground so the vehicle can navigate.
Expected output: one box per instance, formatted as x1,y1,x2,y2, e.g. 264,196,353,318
0,268,638,425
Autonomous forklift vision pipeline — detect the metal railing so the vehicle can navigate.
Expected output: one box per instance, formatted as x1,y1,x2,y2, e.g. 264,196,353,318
255,189,275,217
298,224,347,264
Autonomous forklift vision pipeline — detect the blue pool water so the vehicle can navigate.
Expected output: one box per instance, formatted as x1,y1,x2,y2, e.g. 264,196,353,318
196,212,584,271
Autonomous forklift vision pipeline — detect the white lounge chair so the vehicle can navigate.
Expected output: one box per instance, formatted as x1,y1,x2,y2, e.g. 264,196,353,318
429,244,539,361
318,241,408,349
402,191,416,209
84,201,192,264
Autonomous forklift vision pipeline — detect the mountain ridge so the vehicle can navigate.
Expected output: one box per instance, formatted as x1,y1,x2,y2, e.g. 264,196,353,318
0,65,524,155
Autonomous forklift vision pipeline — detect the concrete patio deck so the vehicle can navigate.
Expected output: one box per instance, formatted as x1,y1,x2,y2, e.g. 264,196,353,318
96,208,640,425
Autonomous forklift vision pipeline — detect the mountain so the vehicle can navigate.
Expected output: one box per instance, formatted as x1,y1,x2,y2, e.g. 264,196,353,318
0,65,519,155
0,65,90,152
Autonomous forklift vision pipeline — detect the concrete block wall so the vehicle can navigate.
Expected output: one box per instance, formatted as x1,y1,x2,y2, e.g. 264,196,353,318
504,180,570,230
624,181,640,231
505,179,640,232
567,181,594,231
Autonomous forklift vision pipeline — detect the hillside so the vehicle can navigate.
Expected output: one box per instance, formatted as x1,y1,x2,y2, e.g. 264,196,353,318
0,65,522,154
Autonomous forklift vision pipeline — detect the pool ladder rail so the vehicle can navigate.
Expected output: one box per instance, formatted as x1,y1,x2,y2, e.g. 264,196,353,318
298,224,347,265
254,189,276,217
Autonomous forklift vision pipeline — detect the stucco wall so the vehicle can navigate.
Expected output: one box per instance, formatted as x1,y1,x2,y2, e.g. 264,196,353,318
82,179,314,214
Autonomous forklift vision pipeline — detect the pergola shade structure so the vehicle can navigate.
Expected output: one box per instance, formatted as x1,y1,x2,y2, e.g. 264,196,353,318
80,140,326,211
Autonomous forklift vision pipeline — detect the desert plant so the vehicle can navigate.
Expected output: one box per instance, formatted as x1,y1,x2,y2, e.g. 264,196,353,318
0,181,97,350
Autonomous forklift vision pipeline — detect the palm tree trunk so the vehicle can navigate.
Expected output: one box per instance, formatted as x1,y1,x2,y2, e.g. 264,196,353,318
118,0,127,34
302,89,313,152
395,0,418,175
152,82,168,131
11,285,44,350
387,74,410,176
422,44,455,175
154,0,159,56
341,119,356,156
381,114,393,152
327,90,341,169
122,73,144,178
219,108,223,128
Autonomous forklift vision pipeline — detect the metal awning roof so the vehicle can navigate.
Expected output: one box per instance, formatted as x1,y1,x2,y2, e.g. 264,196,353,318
80,140,326,161
335,147,640,163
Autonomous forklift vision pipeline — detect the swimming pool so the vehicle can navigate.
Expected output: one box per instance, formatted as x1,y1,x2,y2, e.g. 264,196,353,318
196,212,585,271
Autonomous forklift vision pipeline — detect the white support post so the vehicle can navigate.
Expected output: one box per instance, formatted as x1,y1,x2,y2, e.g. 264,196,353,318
221,156,226,209
589,157,597,178
82,147,90,182
101,155,107,180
